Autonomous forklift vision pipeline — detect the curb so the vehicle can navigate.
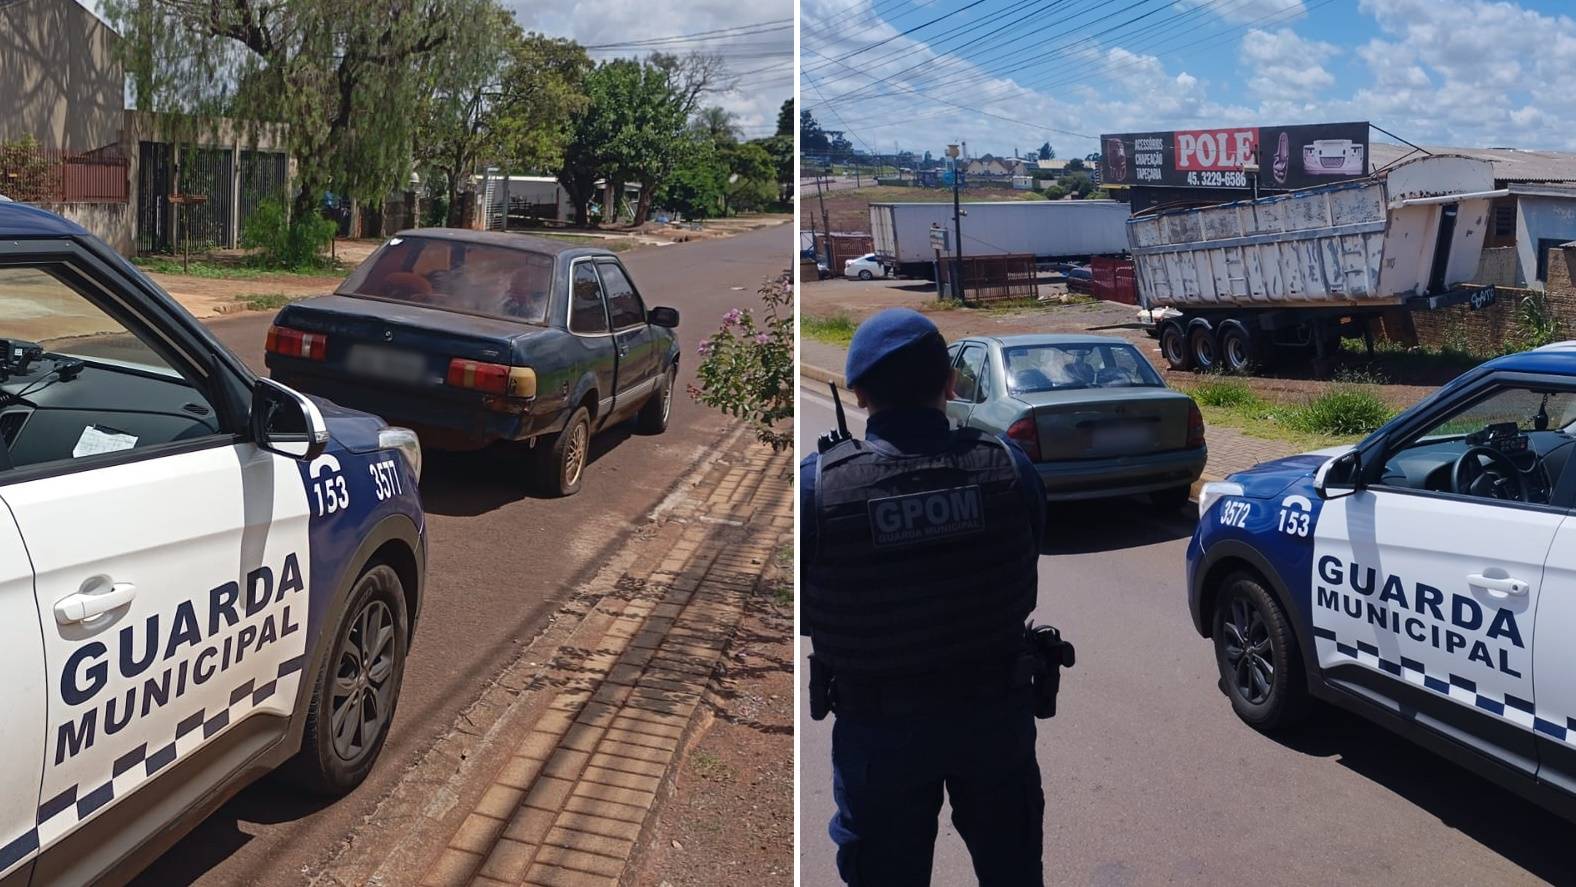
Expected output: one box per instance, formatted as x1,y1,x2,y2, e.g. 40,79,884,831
802,364,1212,504
412,445,793,887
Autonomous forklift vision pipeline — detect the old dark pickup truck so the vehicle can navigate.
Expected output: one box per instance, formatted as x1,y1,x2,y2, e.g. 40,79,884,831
264,228,680,496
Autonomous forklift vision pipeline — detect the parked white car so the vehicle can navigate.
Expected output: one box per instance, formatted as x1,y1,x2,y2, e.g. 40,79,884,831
844,253,887,280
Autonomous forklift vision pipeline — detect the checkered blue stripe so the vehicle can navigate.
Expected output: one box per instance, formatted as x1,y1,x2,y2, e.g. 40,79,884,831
1313,627,1576,740
0,655,305,875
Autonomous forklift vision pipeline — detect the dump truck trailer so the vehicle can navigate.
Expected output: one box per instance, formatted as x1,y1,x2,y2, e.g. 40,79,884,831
1130,154,1502,373
870,199,1130,278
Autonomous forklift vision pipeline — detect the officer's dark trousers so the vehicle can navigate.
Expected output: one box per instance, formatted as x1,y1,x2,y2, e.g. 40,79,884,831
828,698,1044,886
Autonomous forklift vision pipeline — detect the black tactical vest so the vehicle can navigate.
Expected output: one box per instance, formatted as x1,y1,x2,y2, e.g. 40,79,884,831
805,428,1039,684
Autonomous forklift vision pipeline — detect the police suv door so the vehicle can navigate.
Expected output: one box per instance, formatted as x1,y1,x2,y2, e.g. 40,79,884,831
0,254,310,876
0,502,47,884
1312,382,1566,774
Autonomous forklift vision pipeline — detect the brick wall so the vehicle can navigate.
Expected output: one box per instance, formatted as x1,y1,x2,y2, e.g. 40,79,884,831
1411,245,1576,354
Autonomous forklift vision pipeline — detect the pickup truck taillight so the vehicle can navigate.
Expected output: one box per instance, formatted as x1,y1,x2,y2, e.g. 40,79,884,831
265,325,327,361
1007,417,1042,461
1186,400,1206,449
446,359,537,398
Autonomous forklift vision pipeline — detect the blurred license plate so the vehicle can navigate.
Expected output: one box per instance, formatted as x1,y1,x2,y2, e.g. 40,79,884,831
1091,423,1151,452
347,345,425,383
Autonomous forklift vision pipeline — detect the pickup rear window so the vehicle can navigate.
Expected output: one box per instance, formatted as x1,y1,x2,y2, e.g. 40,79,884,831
339,236,553,323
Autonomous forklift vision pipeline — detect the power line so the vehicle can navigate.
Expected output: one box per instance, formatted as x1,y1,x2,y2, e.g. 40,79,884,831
583,19,792,49
807,0,997,72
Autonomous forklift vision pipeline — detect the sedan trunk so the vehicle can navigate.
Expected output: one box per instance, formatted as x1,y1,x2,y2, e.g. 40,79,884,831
1019,388,1194,460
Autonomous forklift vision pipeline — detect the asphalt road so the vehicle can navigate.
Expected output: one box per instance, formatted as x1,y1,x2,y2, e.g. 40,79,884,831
130,225,791,885
797,384,1574,886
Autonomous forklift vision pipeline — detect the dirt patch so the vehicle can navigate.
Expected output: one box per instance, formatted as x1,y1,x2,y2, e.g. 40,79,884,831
625,547,793,887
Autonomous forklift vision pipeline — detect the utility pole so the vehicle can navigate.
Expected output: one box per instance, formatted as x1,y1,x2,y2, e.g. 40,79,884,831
948,143,965,304
815,170,833,272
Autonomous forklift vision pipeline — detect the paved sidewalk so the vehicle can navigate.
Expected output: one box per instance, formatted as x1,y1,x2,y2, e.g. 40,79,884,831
410,443,793,887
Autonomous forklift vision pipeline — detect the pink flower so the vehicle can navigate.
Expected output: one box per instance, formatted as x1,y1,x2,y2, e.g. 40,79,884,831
722,308,744,326
754,332,770,345
697,340,713,356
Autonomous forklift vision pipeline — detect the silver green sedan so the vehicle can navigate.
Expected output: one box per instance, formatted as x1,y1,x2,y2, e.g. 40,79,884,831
945,334,1207,508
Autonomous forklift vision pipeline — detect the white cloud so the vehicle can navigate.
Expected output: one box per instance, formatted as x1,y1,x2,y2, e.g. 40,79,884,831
1239,27,1339,98
1177,0,1306,25
507,0,792,137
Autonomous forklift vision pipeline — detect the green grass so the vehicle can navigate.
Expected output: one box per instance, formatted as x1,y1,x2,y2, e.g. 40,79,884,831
242,292,306,311
802,312,858,347
1339,336,1483,375
134,256,341,279
690,749,736,782
1181,378,1396,449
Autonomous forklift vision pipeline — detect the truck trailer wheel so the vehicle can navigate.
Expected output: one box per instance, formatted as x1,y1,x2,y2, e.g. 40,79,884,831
1189,325,1219,372
1160,321,1192,371
1219,322,1258,374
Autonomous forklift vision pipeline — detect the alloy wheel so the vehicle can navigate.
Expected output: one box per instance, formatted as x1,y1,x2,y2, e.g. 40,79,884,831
1222,596,1274,705
564,420,588,487
330,599,396,761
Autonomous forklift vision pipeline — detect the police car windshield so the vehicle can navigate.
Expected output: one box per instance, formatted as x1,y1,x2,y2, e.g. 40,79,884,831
1003,343,1163,393
339,236,553,323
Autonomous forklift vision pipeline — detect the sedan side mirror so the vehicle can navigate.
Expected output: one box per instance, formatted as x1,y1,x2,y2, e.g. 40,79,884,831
1314,450,1361,499
648,306,680,328
252,378,329,460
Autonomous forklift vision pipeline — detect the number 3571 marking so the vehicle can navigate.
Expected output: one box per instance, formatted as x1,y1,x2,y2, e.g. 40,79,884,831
1219,500,1251,528
370,459,403,501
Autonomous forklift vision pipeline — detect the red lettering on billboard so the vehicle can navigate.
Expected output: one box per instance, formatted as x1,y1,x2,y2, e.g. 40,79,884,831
1174,128,1259,171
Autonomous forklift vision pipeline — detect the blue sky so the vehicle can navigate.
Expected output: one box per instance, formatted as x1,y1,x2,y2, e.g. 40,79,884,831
800,0,1576,159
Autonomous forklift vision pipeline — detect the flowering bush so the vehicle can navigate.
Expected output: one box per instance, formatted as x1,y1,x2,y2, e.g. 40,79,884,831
689,270,793,451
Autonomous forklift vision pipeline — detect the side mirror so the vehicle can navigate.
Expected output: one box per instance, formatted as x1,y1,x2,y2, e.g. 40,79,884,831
1314,450,1361,499
252,378,329,460
648,306,680,328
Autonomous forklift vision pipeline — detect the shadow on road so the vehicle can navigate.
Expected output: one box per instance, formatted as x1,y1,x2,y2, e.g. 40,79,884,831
1272,705,1576,881
1040,496,1197,555
417,422,637,517
128,779,338,886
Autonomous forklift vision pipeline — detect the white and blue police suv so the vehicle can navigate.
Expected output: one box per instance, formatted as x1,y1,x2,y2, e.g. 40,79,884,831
0,202,426,885
1189,345,1576,820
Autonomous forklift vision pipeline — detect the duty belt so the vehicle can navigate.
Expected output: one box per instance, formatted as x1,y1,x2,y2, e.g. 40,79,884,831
809,656,1028,720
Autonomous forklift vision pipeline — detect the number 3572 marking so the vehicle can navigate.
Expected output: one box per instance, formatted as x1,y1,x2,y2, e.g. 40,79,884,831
1219,500,1251,528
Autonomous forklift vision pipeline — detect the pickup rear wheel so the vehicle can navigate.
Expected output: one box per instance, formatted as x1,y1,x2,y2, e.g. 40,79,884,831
533,406,590,497
637,366,676,434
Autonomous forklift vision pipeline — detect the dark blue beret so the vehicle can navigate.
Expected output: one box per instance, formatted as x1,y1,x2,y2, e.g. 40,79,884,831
845,308,942,387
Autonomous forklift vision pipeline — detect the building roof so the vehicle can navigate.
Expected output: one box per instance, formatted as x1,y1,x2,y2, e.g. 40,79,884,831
1370,142,1576,184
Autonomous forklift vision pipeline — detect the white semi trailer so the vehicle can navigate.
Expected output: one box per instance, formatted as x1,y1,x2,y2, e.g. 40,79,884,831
869,200,1130,278
1129,154,1503,374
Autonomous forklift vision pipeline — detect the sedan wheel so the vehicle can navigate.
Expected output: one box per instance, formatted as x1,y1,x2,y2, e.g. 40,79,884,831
858,269,874,280
532,406,591,496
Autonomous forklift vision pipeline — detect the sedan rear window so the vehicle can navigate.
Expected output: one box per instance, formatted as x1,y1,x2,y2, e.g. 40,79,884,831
1003,343,1163,392
338,236,554,323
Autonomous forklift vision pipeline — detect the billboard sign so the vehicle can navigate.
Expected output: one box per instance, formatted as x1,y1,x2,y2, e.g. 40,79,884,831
1099,122,1369,190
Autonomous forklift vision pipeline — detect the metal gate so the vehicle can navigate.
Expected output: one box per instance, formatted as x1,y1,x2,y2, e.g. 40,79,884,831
239,150,288,237
136,141,173,253
180,147,234,249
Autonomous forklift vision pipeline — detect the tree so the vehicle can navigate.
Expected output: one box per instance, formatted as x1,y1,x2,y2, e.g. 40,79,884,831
1057,172,1094,198
776,99,794,138
1065,157,1086,172
756,133,793,204
724,141,777,214
800,109,829,153
1084,152,1101,163
657,135,726,219
106,0,457,225
1038,142,1054,160
693,106,740,144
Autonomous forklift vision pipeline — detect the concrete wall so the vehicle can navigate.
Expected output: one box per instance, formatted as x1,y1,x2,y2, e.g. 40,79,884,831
1474,246,1519,286
0,0,124,151
37,201,133,254
1516,195,1576,289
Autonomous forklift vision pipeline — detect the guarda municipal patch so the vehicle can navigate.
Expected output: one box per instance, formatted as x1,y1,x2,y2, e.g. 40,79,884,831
867,485,985,548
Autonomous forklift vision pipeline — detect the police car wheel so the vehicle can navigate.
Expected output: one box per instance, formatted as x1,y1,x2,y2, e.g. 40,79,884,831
534,406,590,497
288,563,408,795
636,366,676,434
1213,572,1308,730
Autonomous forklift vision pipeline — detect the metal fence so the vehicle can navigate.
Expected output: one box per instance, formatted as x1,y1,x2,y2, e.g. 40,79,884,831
937,253,1040,303
0,145,129,203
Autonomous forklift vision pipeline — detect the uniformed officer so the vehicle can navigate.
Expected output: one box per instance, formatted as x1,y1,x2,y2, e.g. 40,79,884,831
802,308,1048,886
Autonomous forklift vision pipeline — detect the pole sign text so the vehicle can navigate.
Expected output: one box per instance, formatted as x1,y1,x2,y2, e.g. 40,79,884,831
1100,121,1369,191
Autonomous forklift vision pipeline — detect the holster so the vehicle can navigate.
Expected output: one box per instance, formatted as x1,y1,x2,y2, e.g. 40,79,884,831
1024,623,1076,720
809,653,833,721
